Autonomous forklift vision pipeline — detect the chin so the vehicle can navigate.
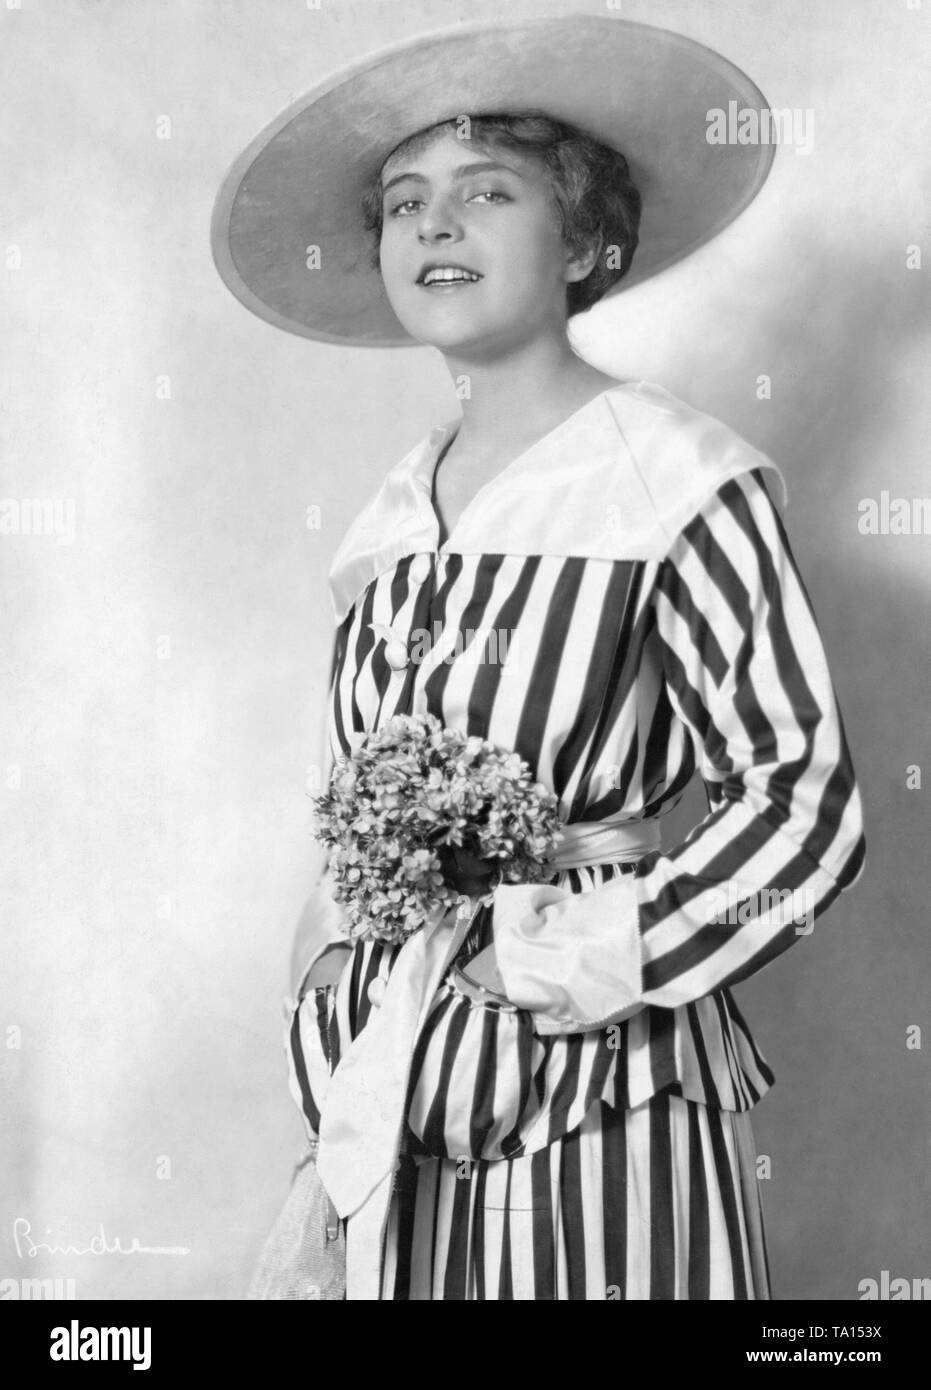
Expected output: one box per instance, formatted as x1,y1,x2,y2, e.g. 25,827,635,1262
385,289,516,355
394,310,523,358
395,322,489,355
411,327,494,354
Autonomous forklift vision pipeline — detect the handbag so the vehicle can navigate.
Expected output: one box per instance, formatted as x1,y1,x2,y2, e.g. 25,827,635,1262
246,1140,346,1300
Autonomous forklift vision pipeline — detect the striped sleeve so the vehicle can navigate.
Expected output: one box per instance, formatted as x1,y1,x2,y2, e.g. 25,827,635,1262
493,469,866,1035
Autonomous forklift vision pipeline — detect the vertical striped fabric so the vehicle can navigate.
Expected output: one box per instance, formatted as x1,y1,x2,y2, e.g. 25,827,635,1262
380,1094,770,1300
282,438,864,1298
308,468,865,1138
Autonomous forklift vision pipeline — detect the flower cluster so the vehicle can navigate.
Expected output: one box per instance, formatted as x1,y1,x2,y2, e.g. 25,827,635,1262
310,713,560,945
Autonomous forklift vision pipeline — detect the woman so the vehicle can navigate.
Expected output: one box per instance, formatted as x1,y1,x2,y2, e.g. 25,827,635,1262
213,18,866,1300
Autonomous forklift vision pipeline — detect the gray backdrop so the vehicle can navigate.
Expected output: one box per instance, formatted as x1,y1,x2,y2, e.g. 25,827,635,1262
2,0,929,1300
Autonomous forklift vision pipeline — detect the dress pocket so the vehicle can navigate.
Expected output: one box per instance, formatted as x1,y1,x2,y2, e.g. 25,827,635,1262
405,978,549,1163
404,964,625,1164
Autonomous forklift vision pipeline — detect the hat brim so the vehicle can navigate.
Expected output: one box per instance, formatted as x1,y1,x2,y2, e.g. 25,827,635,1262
211,15,776,347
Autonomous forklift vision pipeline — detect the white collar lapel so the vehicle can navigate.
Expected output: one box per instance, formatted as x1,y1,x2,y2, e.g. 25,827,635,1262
327,383,788,625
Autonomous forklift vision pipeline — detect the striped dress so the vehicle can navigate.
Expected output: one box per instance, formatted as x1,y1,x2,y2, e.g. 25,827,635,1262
284,381,866,1300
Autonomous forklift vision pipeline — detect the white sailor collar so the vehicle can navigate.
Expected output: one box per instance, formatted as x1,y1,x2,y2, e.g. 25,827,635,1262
327,381,789,625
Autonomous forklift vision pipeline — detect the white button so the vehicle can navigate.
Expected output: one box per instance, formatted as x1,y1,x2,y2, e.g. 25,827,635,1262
385,639,409,671
409,553,432,584
367,977,386,1007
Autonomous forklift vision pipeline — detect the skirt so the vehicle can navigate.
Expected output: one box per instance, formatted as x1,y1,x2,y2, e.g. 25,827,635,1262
379,1091,772,1300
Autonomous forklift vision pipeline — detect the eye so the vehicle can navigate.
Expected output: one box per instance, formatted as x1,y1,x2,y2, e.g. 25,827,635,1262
387,198,424,217
468,190,509,205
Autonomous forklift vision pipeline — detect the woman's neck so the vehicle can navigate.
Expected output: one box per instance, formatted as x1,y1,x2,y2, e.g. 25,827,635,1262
440,334,621,459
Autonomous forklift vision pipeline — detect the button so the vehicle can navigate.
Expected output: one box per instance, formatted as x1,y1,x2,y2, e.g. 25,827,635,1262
367,976,386,1007
409,553,432,584
385,639,409,671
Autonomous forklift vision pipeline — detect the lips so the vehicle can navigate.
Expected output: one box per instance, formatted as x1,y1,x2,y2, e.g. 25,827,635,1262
416,263,483,287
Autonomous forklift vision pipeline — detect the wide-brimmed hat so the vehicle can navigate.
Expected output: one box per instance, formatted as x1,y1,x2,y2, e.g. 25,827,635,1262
211,15,775,347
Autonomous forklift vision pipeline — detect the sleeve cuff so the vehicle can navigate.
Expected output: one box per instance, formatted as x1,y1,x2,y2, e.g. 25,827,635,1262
492,876,645,1036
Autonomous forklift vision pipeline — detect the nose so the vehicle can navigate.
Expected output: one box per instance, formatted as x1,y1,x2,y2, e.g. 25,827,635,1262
417,194,463,245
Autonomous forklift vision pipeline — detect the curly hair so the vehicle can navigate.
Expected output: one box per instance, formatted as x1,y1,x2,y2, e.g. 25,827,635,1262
360,112,642,316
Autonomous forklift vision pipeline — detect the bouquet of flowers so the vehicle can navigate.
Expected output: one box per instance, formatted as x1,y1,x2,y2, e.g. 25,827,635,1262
310,712,560,946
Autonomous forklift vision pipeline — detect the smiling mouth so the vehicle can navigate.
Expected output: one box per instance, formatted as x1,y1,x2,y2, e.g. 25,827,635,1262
416,265,484,288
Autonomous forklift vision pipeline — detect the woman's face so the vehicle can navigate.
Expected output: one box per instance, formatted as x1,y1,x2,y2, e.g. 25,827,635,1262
376,128,589,358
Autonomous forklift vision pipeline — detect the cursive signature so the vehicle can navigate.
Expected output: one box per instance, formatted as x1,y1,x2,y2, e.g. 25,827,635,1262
13,1218,190,1258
